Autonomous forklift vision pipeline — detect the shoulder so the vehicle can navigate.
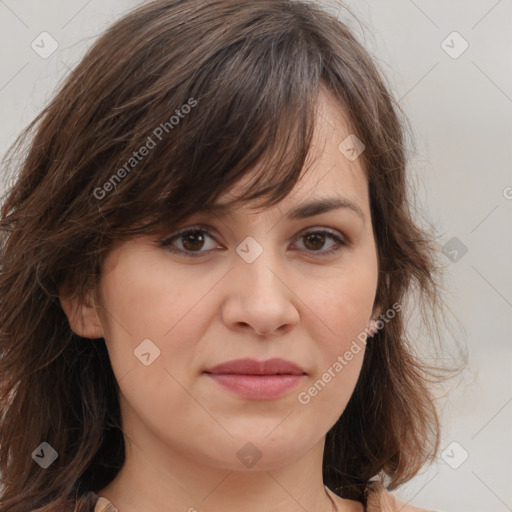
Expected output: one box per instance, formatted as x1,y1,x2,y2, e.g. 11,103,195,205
366,481,440,512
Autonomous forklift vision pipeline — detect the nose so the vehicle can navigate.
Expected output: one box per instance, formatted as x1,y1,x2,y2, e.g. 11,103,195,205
221,248,299,337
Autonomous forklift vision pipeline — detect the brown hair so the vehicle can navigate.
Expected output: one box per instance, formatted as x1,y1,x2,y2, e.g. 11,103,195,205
0,0,459,510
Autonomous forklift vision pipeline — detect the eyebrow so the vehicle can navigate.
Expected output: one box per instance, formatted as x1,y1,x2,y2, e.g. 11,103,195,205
285,197,366,223
201,197,366,223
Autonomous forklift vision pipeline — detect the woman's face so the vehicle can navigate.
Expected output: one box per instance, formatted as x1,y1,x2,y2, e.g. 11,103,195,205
63,91,379,472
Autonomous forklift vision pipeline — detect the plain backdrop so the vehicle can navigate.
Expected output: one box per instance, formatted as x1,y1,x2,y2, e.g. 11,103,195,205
0,1,511,511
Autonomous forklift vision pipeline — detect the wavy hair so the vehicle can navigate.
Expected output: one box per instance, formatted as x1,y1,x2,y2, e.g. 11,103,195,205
0,0,460,510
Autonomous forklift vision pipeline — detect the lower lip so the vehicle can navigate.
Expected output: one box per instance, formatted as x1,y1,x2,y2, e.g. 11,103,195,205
204,373,306,399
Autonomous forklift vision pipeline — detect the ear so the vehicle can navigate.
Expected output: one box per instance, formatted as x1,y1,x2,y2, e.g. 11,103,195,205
59,287,104,339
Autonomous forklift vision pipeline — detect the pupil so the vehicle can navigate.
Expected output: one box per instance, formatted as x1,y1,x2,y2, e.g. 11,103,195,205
305,233,324,250
183,232,204,251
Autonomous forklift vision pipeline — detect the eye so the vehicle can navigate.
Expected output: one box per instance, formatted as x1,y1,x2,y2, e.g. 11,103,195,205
156,225,347,257
157,225,221,258
292,228,346,256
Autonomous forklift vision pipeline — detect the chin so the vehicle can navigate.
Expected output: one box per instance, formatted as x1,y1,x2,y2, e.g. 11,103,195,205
200,434,312,472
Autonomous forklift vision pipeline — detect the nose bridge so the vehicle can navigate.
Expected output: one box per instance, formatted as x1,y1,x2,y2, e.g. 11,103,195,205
235,235,280,295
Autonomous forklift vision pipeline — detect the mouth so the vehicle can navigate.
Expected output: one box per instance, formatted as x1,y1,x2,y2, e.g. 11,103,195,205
204,357,307,376
203,358,307,399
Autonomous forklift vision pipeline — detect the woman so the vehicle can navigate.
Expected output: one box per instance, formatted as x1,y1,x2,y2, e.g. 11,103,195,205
0,1,453,511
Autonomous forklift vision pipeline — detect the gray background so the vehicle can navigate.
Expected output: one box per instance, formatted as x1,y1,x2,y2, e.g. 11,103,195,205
0,1,511,511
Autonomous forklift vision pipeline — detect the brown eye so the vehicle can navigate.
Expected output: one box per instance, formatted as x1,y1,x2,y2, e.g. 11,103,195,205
294,229,346,256
303,232,327,251
180,230,207,251
158,227,221,257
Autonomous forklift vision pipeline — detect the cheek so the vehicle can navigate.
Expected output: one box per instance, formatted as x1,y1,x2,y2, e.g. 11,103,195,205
299,253,377,403
98,252,201,336
296,275,372,424
310,255,378,344
97,251,221,379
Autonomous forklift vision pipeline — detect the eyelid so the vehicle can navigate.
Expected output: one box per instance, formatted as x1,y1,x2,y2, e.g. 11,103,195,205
162,223,346,241
295,225,346,240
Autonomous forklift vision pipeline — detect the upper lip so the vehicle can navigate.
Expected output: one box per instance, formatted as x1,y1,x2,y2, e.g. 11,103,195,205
204,358,306,375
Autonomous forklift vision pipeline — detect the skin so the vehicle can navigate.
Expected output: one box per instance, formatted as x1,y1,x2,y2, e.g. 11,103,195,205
61,89,380,512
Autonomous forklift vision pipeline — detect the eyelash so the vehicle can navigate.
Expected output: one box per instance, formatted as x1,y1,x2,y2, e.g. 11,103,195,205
156,224,347,258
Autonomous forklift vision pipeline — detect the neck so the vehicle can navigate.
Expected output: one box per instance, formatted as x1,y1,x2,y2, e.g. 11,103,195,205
95,436,355,512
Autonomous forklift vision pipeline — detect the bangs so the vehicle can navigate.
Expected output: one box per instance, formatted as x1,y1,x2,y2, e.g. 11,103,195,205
89,0,326,238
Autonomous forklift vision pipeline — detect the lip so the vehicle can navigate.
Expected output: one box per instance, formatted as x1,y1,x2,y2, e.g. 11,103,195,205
203,358,307,400
204,357,306,375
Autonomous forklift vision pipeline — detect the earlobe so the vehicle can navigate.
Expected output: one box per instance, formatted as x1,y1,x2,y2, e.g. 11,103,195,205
367,318,379,337
368,304,382,337
59,288,104,339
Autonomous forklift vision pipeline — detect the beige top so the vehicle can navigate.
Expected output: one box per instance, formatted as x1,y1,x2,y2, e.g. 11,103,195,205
92,482,437,512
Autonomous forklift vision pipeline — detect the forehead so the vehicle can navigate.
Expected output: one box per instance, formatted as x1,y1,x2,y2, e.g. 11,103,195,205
215,88,369,216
